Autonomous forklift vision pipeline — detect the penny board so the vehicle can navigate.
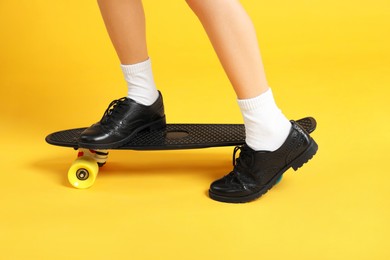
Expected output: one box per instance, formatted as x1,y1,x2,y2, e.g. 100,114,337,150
45,117,316,150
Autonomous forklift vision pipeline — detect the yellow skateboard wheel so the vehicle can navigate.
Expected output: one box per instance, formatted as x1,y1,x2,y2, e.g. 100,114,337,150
68,156,99,189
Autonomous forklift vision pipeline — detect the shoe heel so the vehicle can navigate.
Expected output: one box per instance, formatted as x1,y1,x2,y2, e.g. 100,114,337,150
147,117,166,132
291,139,318,171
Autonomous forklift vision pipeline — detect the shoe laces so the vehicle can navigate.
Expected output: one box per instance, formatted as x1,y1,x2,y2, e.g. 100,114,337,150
100,97,129,124
222,145,256,185
233,145,255,169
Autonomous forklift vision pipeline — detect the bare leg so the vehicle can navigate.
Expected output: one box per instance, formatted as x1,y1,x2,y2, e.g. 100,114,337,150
97,0,158,105
185,0,317,203
97,0,148,64
186,0,269,99
78,0,163,148
186,0,291,152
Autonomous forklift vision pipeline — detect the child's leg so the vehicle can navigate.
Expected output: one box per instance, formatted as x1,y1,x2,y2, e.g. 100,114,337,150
187,0,318,203
186,0,268,99
97,0,158,105
186,0,291,151
97,0,148,64
79,0,164,148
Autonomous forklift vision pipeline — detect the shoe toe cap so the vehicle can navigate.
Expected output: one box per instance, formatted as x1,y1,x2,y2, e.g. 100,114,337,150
209,174,253,197
79,124,111,144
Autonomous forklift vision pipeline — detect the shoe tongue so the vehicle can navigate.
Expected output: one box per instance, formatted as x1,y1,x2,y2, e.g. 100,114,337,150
101,98,130,124
234,145,253,167
240,151,253,166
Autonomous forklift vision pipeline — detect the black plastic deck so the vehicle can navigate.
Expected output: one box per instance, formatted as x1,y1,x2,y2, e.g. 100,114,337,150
45,117,316,150
45,124,245,150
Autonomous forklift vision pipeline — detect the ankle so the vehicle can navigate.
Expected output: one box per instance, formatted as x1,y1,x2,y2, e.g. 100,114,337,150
238,88,291,151
121,58,159,106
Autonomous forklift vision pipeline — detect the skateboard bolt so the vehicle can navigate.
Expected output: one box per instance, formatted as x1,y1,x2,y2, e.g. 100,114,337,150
76,168,89,180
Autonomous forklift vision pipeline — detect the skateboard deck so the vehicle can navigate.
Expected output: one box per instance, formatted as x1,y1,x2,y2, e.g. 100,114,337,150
46,117,316,150
45,117,317,189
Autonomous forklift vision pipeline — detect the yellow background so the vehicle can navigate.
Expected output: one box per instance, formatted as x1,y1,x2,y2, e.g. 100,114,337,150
1,0,389,259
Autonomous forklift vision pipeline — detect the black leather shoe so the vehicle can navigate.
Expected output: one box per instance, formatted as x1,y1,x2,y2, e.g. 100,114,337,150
209,121,318,203
78,92,166,149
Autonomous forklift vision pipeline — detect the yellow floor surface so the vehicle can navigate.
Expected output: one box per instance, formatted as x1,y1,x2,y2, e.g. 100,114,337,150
1,1,389,259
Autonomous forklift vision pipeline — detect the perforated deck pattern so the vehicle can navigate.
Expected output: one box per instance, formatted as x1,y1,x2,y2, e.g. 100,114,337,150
46,124,245,150
124,124,245,149
295,117,316,133
45,117,316,150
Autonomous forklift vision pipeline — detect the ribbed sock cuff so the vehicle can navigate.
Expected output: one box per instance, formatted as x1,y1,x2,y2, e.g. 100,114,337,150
120,58,151,77
237,88,273,111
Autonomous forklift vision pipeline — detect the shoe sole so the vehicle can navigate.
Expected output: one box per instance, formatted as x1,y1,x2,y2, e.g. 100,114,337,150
208,138,318,203
78,117,166,149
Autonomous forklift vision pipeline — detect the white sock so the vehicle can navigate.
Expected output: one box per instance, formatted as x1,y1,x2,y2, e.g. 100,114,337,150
120,58,159,106
237,88,291,151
